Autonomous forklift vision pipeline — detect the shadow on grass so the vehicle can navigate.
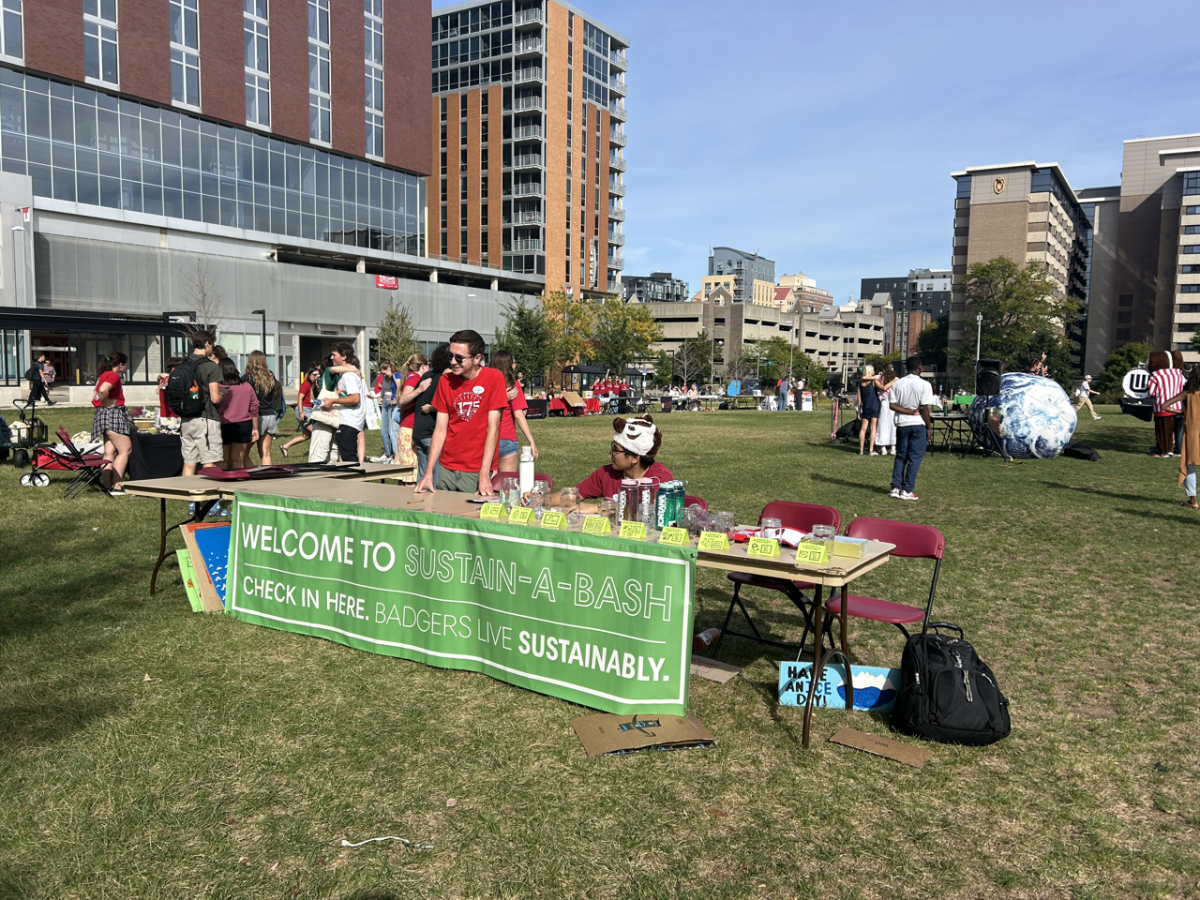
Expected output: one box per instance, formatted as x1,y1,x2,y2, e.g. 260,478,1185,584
1038,481,1151,503
1114,506,1200,526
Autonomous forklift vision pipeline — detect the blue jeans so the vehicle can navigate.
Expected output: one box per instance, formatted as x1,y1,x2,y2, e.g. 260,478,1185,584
415,436,438,487
892,425,928,494
777,392,788,411
381,403,398,458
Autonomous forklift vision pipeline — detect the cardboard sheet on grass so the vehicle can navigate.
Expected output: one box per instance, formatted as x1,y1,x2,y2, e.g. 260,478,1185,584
226,491,696,715
572,712,715,756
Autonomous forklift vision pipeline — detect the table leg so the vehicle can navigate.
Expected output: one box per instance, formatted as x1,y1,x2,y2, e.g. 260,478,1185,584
148,498,217,596
801,585,855,750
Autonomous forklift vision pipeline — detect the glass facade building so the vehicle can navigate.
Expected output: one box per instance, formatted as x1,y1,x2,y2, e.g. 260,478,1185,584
0,66,425,256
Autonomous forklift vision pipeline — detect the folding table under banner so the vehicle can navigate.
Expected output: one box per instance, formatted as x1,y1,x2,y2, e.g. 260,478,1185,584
225,488,696,716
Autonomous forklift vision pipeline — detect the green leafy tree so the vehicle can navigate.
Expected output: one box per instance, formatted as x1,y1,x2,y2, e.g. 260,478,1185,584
747,337,796,386
650,350,674,388
589,299,663,375
493,295,554,386
375,296,418,369
864,350,903,374
805,362,826,393
541,291,597,372
917,315,948,371
1092,341,1151,399
954,257,1079,381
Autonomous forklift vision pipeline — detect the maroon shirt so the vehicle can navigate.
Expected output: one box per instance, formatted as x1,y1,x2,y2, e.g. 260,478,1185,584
576,461,674,500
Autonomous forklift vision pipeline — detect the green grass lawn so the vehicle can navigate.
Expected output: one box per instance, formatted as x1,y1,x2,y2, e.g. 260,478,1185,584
2,405,1198,900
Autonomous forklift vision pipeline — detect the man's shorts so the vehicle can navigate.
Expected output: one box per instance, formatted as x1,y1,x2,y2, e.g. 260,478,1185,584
436,465,481,493
181,417,223,464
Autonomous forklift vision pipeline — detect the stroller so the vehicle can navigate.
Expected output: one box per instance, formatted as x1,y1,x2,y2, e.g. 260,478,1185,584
1,399,49,469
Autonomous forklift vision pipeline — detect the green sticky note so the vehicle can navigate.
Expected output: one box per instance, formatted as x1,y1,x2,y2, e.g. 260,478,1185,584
747,537,781,559
618,520,647,542
697,531,730,552
507,506,533,526
658,526,689,546
479,502,506,521
794,541,829,565
540,511,567,530
582,516,611,536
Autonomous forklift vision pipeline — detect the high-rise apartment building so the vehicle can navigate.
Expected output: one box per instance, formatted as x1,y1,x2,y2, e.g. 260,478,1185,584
429,1,628,297
623,272,688,303
861,268,949,356
948,162,1091,368
778,273,833,311
0,0,540,397
707,246,774,304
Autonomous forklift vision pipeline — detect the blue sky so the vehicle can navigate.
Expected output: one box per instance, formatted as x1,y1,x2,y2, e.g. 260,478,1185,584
559,0,1200,303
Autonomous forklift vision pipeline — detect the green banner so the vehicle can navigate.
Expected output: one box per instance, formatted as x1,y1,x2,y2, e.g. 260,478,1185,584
225,492,696,715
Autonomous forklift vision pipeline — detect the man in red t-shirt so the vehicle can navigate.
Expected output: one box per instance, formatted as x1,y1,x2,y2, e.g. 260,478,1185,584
415,329,506,495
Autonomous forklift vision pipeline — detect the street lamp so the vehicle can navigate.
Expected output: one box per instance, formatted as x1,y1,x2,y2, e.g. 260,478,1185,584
251,308,267,366
710,338,723,390
975,313,983,362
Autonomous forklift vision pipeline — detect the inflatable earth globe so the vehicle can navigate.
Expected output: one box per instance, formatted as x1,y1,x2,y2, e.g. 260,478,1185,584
967,372,1077,460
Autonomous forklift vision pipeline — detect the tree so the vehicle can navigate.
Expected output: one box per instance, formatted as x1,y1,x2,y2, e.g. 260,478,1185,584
954,256,1079,378
541,291,597,371
375,296,418,368
1092,341,1151,399
589,299,663,375
493,295,554,385
864,350,902,374
805,362,826,393
674,330,716,388
916,315,948,372
650,350,674,388
180,258,225,338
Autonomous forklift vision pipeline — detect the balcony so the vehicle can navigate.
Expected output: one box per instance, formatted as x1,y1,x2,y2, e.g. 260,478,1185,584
609,157,626,172
515,38,544,56
513,124,542,140
512,238,543,252
609,48,627,69
510,209,544,225
608,207,625,221
608,233,625,246
607,255,625,270
513,67,543,84
511,154,543,169
608,181,626,197
609,104,627,122
512,95,543,112
609,130,626,147
610,78,626,97
513,8,543,25
510,182,544,197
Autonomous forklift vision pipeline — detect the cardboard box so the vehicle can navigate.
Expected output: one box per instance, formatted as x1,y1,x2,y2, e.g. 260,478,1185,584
831,536,868,559
571,712,716,757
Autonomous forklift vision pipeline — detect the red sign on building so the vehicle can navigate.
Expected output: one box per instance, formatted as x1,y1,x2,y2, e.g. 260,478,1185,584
375,274,399,290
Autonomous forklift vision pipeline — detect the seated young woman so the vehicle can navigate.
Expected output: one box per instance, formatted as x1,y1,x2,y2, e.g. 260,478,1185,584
535,416,673,513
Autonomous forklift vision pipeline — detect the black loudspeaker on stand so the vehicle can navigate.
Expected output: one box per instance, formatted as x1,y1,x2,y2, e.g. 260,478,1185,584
976,358,1002,397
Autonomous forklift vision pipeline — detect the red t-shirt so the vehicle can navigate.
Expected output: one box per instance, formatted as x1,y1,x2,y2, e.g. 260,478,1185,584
576,461,674,500
499,380,527,442
400,372,422,429
432,366,508,473
158,375,177,418
92,371,124,407
299,380,314,409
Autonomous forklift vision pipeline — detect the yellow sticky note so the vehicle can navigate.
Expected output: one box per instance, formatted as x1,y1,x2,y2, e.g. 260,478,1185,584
582,516,611,536
507,507,533,526
618,520,647,542
697,531,730,552
479,502,506,521
747,537,781,559
540,511,568,530
658,526,689,546
794,541,829,565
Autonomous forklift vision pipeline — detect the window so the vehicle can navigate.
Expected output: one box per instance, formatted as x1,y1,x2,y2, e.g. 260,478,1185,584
1185,172,1200,196
169,0,199,105
1186,206,1200,215
1186,225,1200,235
1183,246,1200,255
364,0,383,158
1181,284,1200,293
84,0,119,86
0,0,22,61
1118,293,1133,307
1179,304,1200,313
1117,311,1133,324
1182,266,1200,274
308,0,331,143
244,0,270,127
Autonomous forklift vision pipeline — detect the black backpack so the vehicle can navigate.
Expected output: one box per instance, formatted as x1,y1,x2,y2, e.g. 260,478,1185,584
891,625,1011,746
165,355,208,419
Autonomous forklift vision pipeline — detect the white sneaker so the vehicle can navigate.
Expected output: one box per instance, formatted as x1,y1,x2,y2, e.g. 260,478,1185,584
888,488,901,499
900,491,919,501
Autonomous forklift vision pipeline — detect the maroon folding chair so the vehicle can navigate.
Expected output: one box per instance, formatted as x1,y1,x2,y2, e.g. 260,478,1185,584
713,501,841,657
55,426,115,499
823,517,947,658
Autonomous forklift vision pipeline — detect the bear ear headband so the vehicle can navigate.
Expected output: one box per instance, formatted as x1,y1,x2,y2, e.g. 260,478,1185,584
611,415,660,458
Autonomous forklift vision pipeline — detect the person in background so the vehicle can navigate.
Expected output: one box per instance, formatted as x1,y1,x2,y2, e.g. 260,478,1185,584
90,352,132,494
281,366,320,458
217,357,259,470
414,329,506,495
309,346,352,464
396,353,431,468
1148,351,1185,458
857,364,882,455
536,416,672,513
777,371,791,412
319,350,367,464
157,357,183,429
210,345,229,363
412,343,451,487
1073,375,1102,420
887,354,935,501
1164,366,1200,509
179,330,224,479
490,350,538,475
243,350,282,465
26,353,54,406
376,361,398,464
874,363,899,456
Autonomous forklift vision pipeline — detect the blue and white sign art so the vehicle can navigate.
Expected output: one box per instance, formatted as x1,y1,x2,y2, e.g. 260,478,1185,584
778,662,901,712
968,372,1077,460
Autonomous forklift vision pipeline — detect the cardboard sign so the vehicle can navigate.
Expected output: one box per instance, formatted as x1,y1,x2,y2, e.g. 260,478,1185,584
658,526,689,546
582,515,611,536
619,520,647,542
540,510,567,530
778,662,901,712
479,502,506,521
507,506,533,526
697,531,730,552
690,656,742,685
793,541,829,565
571,712,716,757
747,537,780,559
829,728,931,768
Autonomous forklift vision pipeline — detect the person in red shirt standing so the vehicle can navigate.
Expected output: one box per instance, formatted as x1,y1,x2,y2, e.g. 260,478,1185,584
91,352,133,494
1148,351,1186,457
415,329,507,495
489,349,538,474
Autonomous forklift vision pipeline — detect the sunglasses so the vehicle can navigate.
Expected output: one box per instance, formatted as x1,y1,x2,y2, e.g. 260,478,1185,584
451,353,477,364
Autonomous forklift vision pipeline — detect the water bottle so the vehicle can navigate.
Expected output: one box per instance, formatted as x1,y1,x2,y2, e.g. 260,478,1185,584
692,628,721,651
519,445,535,494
